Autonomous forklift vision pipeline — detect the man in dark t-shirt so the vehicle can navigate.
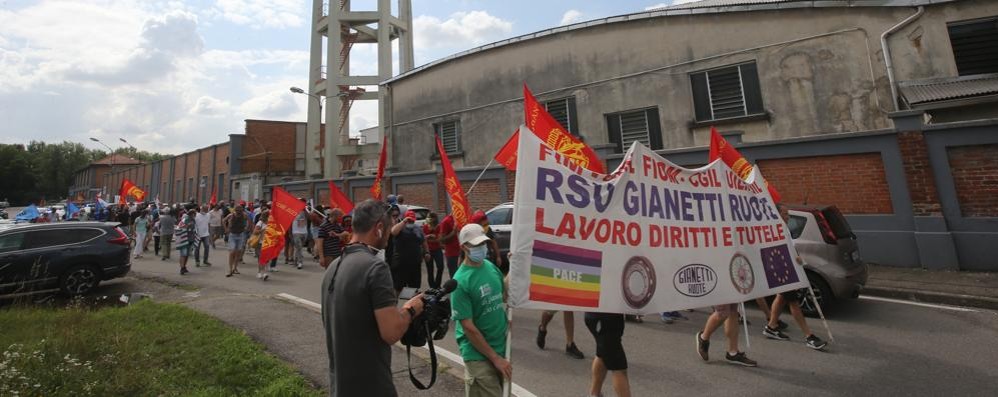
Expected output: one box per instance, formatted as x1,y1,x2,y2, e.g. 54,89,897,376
318,208,347,269
321,199,425,397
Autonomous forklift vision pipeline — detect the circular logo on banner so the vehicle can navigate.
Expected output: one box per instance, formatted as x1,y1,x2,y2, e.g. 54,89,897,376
729,253,755,295
673,264,717,297
622,256,656,309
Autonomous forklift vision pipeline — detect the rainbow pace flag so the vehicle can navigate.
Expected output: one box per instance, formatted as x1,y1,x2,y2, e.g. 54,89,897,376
528,240,602,308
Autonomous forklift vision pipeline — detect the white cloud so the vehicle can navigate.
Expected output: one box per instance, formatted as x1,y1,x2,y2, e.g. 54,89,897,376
646,0,700,10
413,11,513,50
560,9,584,26
0,0,311,155
213,0,305,29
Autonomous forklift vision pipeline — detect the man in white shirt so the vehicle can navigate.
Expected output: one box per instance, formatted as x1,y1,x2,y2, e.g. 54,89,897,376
194,205,212,267
290,204,309,269
208,205,223,248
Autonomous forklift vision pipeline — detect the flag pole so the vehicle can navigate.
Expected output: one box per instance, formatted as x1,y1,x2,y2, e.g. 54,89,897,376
806,284,835,342
739,302,750,350
501,306,513,397
465,158,496,196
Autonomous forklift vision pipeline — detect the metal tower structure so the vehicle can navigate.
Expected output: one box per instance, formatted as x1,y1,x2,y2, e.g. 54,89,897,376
305,0,414,179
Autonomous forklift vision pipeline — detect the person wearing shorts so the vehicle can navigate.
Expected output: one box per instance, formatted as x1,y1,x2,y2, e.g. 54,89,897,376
764,290,828,350
224,205,250,277
696,303,757,367
584,312,630,397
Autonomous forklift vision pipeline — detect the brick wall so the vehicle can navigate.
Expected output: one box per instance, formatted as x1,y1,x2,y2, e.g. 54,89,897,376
897,131,942,216
242,120,301,174
948,143,998,217
466,178,502,213
396,182,437,211
757,153,893,214
352,186,371,202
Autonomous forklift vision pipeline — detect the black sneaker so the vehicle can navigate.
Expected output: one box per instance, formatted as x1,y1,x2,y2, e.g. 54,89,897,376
805,334,828,351
565,343,584,359
776,319,789,331
725,352,757,367
536,327,547,350
204,262,212,266
763,326,790,341
696,331,709,361
195,262,201,267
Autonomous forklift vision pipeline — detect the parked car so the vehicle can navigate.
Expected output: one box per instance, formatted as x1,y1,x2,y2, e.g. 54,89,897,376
784,205,868,316
0,200,9,208
0,222,131,297
403,205,431,227
485,203,867,316
0,208,7,220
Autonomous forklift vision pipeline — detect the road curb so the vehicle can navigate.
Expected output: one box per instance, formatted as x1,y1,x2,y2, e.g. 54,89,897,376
862,285,998,311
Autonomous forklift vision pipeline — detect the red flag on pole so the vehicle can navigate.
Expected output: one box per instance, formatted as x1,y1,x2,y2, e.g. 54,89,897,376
523,84,606,173
119,178,146,203
260,187,306,265
493,128,519,171
436,135,471,228
370,135,388,200
209,186,217,206
708,127,782,203
328,181,355,214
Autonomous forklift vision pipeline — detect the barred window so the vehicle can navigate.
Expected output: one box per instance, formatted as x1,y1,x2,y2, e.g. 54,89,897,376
544,97,579,136
948,17,998,76
605,107,663,153
435,120,461,154
690,61,764,122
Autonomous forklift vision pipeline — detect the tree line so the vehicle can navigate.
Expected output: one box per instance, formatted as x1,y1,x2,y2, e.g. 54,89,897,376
0,141,167,206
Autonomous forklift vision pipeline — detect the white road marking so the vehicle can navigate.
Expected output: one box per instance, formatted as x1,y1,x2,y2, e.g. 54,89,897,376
859,295,982,313
277,293,538,397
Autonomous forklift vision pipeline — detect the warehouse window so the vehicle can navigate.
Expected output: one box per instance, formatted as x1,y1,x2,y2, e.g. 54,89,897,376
435,120,461,154
948,17,998,76
544,97,579,136
690,62,764,122
605,107,663,153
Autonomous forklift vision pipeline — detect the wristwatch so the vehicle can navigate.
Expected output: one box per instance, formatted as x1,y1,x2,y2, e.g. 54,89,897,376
405,306,417,319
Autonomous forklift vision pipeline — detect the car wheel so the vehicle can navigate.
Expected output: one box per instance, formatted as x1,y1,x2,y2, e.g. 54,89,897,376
798,272,833,318
60,264,101,296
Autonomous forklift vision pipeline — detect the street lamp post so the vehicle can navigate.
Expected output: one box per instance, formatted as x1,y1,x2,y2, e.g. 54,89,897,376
90,137,116,198
291,86,326,179
119,137,137,151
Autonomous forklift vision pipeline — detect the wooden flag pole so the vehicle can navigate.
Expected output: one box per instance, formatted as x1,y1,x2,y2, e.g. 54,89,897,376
806,284,835,342
466,158,496,196
739,302,751,350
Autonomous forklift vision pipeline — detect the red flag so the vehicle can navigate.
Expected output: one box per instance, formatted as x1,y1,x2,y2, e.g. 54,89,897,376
494,129,519,171
708,127,782,203
209,187,217,206
436,135,471,228
119,178,146,202
523,84,606,174
370,135,388,200
328,181,354,214
260,187,306,265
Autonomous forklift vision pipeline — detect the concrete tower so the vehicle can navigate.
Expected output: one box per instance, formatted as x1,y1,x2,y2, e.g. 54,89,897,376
306,0,414,179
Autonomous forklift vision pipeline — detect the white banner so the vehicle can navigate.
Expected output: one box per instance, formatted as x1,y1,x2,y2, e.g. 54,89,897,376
508,126,809,314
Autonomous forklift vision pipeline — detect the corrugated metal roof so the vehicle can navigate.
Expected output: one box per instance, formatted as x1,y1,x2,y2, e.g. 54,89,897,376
383,0,955,85
899,73,998,105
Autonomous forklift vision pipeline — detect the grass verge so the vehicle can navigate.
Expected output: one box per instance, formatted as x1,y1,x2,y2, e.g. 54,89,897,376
0,300,321,397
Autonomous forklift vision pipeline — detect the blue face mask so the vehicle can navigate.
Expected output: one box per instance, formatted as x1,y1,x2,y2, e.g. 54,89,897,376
468,244,487,263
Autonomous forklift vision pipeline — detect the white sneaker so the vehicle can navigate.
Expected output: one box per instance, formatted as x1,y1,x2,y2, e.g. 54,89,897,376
256,272,262,279
263,273,269,281
297,263,303,269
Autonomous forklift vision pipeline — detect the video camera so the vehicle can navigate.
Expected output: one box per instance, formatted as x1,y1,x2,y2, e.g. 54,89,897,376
398,279,458,389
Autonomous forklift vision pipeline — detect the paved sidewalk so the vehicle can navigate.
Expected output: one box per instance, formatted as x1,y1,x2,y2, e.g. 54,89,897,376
863,264,998,310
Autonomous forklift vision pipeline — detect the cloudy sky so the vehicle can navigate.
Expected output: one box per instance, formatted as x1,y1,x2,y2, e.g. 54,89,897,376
0,0,693,155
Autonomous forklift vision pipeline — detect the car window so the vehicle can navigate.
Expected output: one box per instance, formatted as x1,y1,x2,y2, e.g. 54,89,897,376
0,233,25,253
23,228,102,249
487,207,512,226
787,215,806,239
414,209,429,221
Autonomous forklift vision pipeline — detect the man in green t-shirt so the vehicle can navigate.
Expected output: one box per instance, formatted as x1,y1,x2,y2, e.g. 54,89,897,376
451,223,510,397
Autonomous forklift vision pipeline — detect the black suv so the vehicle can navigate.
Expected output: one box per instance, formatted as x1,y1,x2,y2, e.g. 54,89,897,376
0,222,131,296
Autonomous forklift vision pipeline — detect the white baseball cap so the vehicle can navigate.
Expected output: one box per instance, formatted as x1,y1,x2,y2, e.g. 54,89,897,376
459,223,490,246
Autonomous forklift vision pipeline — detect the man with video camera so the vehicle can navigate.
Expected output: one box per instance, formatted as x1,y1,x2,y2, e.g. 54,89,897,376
321,199,426,397
451,223,511,397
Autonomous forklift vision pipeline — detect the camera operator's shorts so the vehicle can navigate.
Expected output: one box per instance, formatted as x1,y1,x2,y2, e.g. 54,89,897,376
584,313,627,371
780,289,806,303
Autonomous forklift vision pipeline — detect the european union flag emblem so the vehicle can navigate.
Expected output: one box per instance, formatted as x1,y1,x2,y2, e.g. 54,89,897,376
762,244,799,288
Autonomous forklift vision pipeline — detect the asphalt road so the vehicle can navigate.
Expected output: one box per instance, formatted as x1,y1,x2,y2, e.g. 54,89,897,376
122,244,998,396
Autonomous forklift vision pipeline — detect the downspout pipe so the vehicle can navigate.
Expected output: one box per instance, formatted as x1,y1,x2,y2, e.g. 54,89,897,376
881,6,925,112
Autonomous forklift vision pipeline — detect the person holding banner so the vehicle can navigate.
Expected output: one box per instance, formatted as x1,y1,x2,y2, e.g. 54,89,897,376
584,311,630,397
451,223,510,397
764,291,828,350
697,304,757,367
